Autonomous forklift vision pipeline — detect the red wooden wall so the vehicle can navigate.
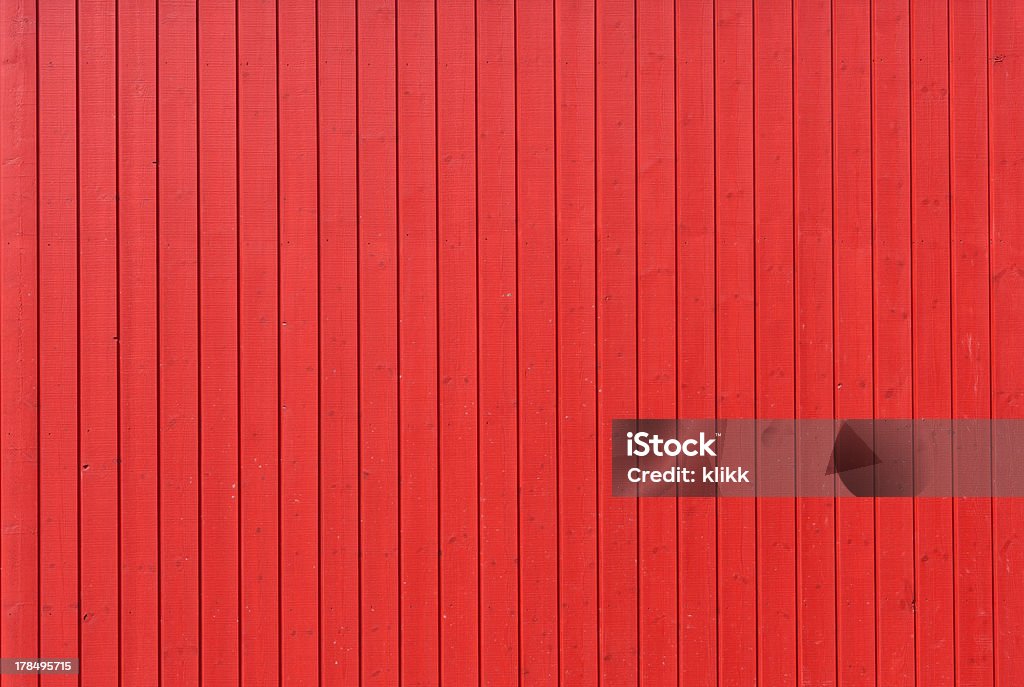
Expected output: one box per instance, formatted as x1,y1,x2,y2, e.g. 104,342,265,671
2,0,1023,684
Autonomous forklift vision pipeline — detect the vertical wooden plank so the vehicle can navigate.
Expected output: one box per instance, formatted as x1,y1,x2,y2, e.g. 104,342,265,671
278,0,320,682
38,0,79,678
675,1,717,683
794,0,836,681
77,0,120,680
714,0,757,682
871,0,915,682
636,0,677,680
237,0,279,680
949,0,993,684
910,0,955,682
157,0,200,681
596,0,638,679
555,0,598,682
356,0,399,682
118,0,160,679
198,0,240,682
753,0,797,682
477,0,520,681
437,0,479,682
515,0,557,683
832,0,876,683
396,0,438,683
990,0,1024,679
0,0,38,680
316,0,360,681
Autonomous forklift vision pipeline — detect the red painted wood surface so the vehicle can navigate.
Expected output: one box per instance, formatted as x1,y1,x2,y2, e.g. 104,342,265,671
2,0,1022,684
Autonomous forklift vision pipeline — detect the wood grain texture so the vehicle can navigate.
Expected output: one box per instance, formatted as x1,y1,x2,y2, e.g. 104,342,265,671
158,0,200,682
1,0,1020,684
872,1,916,684
833,1,875,683
555,0,597,684
753,0,796,684
676,3,718,685
991,0,1024,681
637,0,678,681
476,1,520,684
76,0,120,681
1,0,37,685
118,0,160,681
316,0,359,683
198,0,240,682
397,0,439,684
238,0,280,681
38,0,78,682
356,1,399,684
596,0,639,682
438,0,479,683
